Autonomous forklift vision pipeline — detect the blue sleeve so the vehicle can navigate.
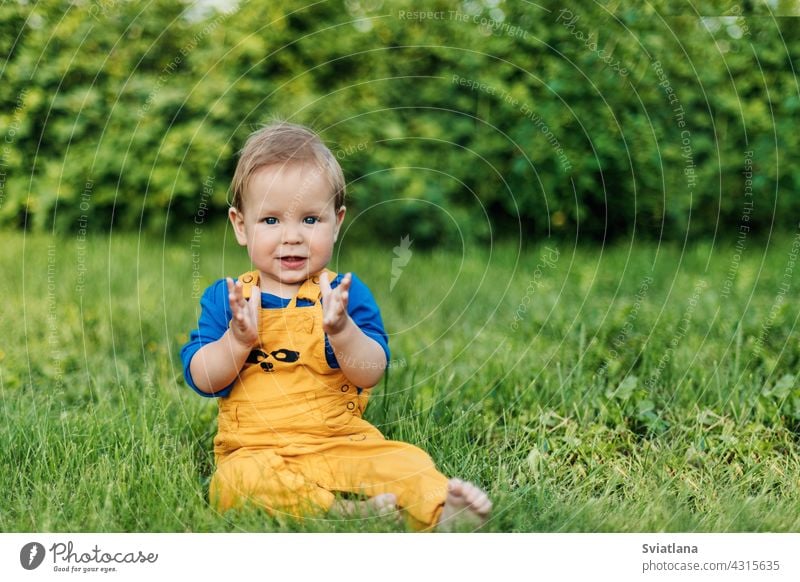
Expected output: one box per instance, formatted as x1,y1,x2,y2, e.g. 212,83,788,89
345,273,390,362
180,279,235,398
325,273,390,367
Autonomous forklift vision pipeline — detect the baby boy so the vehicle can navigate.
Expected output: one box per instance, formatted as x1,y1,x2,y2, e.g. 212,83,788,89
181,122,491,530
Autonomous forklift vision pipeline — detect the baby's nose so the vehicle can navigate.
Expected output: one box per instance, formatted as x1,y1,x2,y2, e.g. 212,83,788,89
282,225,303,243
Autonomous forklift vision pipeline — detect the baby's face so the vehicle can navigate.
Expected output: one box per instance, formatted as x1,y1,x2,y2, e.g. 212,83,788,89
229,162,345,298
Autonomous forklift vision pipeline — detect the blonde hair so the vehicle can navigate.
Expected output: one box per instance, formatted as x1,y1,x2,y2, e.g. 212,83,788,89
230,122,345,211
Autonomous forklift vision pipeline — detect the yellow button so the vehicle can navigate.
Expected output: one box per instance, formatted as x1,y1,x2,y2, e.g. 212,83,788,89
340,385,349,392
346,402,355,410
242,274,253,283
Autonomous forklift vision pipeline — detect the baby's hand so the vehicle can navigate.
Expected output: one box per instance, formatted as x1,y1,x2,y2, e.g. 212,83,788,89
320,271,351,336
227,277,260,348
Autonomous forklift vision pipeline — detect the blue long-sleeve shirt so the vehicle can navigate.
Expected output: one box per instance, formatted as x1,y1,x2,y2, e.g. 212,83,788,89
180,273,389,398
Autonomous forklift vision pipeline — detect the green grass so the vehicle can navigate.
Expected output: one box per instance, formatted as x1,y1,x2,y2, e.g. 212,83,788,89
2,226,799,532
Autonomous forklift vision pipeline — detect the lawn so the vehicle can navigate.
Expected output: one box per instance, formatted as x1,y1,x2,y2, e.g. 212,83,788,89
2,227,799,532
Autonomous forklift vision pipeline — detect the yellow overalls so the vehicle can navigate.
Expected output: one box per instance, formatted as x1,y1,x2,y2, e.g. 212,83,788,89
209,270,448,529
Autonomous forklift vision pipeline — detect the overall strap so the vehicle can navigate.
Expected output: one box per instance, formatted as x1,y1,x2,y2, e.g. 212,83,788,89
288,269,338,308
238,271,260,300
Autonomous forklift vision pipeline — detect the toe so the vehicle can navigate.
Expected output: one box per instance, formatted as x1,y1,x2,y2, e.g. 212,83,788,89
464,483,481,502
448,478,465,497
375,493,396,508
461,487,475,504
460,483,491,513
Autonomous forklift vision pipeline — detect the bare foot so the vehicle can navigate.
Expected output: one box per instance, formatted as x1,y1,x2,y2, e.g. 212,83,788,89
437,478,492,532
330,493,398,518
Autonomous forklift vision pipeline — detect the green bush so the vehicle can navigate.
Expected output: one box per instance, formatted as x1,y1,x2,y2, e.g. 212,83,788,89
1,0,798,245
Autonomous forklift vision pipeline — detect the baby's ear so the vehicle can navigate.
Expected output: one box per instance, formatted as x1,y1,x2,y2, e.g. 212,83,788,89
229,207,248,246
334,206,346,241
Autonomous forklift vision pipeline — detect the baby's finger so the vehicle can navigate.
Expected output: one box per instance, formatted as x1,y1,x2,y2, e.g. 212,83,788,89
339,272,352,292
227,281,241,315
334,296,347,319
321,293,335,316
231,283,250,322
319,271,332,296
323,296,341,324
234,280,246,304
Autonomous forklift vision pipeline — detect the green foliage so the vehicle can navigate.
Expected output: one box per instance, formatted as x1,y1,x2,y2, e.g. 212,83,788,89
1,0,799,245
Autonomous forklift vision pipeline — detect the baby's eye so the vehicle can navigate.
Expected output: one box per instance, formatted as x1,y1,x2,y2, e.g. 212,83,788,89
303,216,319,225
263,217,278,225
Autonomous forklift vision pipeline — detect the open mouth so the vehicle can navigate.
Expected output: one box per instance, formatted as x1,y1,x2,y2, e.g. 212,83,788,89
279,256,307,269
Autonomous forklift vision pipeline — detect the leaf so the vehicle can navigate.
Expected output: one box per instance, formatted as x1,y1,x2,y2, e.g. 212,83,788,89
525,447,546,480
770,374,795,399
606,375,638,401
